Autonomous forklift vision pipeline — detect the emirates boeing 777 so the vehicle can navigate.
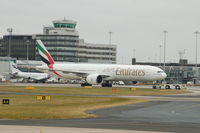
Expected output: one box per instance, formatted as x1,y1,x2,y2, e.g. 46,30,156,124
36,40,167,87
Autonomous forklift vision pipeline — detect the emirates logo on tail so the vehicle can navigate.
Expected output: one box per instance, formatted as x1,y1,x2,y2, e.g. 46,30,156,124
36,40,62,78
36,40,55,66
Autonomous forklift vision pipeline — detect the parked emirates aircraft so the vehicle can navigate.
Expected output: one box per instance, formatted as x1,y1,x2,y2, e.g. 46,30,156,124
36,40,167,87
10,62,50,83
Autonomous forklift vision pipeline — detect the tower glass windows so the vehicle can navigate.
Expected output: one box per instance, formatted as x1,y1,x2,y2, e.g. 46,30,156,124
53,23,76,28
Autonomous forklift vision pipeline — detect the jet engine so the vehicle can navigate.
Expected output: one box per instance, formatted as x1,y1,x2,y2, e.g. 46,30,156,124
86,74,103,85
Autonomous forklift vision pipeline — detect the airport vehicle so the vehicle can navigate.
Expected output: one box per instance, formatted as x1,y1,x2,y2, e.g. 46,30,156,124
10,63,50,83
36,40,167,87
113,81,125,85
153,84,187,90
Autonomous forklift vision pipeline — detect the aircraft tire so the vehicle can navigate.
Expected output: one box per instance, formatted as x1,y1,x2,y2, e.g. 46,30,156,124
153,85,157,89
101,83,112,87
108,83,112,87
175,85,181,90
81,83,92,87
165,85,170,89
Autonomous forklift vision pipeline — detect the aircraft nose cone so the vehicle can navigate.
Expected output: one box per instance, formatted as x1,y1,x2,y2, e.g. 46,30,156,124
162,73,167,79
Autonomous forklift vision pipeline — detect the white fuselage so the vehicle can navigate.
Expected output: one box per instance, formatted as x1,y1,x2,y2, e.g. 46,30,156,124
16,71,49,81
37,63,166,81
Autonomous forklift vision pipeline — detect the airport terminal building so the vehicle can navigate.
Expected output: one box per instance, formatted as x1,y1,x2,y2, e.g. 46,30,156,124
0,35,35,60
0,19,117,64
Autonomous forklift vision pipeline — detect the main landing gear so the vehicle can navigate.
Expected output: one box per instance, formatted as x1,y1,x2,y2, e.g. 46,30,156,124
81,81,112,87
101,81,112,87
81,83,92,87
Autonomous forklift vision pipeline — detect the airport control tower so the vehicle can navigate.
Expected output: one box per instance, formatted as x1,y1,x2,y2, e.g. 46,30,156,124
35,19,79,62
43,19,78,36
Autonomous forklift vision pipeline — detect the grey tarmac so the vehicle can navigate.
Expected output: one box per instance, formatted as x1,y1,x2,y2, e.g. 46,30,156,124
0,83,200,133
0,101,200,133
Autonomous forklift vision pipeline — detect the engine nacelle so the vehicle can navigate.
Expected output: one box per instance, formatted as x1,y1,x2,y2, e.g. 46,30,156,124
86,74,103,85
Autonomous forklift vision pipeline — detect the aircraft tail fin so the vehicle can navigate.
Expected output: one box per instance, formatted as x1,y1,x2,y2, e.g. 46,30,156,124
10,62,21,74
36,40,63,78
36,40,55,68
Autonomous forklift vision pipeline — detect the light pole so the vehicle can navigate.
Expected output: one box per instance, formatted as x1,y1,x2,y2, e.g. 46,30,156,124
194,31,199,67
108,31,112,64
109,31,112,45
27,42,29,61
159,45,163,66
7,28,13,76
26,39,30,72
7,28,13,57
163,30,167,72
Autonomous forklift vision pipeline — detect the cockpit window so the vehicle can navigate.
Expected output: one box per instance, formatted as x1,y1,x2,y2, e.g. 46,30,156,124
157,71,164,73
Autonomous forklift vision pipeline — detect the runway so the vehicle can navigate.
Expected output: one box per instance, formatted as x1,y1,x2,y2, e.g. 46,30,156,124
0,84,200,133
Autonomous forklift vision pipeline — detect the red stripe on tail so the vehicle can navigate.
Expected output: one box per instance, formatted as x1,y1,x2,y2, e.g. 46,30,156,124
45,51,54,65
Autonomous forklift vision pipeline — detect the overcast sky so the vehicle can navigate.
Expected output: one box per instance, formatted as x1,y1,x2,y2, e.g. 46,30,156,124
1,0,200,64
